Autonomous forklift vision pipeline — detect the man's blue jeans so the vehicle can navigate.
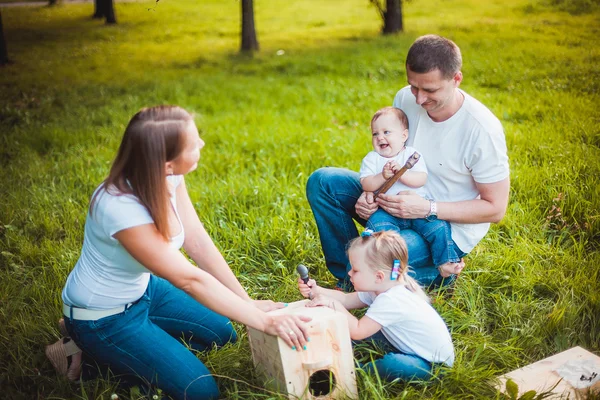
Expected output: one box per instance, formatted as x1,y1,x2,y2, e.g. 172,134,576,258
306,167,454,289
355,331,436,381
64,275,237,400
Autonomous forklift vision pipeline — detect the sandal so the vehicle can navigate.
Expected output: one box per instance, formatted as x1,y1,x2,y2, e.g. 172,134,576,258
45,336,83,382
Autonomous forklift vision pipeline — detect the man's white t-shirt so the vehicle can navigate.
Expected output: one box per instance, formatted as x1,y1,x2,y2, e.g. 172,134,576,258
62,175,185,310
358,285,455,366
359,146,429,198
393,86,509,253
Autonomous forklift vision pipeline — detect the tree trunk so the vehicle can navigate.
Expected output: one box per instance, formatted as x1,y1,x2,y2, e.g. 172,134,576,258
240,0,259,52
0,11,9,66
104,0,116,24
382,0,403,34
92,0,104,19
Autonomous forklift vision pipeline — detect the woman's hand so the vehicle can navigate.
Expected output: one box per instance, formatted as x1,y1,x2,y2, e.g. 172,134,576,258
298,277,318,299
265,314,311,351
355,191,378,220
251,299,286,312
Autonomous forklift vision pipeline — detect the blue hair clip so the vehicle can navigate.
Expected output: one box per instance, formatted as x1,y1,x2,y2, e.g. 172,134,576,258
390,260,400,281
361,229,374,237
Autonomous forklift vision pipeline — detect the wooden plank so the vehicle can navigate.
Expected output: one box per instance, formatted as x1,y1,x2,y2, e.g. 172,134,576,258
496,346,600,399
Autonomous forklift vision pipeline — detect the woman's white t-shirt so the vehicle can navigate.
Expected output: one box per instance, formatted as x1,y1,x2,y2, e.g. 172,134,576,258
358,285,455,366
62,175,185,310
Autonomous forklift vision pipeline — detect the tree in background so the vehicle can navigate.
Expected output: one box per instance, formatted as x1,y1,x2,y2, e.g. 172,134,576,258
92,0,117,24
369,0,403,34
0,11,9,66
240,0,259,52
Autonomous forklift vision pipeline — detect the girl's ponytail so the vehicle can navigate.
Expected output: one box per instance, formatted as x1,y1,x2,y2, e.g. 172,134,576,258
403,273,430,304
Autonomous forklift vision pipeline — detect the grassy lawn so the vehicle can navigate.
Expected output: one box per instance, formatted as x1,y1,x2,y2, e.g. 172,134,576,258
1,0,599,398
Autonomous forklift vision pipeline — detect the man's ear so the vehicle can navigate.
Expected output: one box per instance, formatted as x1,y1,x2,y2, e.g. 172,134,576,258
453,71,463,87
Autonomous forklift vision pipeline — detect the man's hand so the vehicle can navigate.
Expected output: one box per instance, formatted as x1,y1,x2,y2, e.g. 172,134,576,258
355,191,378,220
376,190,430,219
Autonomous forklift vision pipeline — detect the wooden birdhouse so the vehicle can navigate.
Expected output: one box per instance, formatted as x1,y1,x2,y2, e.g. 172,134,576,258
247,300,358,399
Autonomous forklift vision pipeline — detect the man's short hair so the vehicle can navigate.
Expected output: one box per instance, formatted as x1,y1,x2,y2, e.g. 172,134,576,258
406,35,462,79
371,107,409,130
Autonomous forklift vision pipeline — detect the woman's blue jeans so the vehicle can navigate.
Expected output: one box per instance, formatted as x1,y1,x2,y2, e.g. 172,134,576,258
355,331,435,381
64,275,237,400
306,167,455,289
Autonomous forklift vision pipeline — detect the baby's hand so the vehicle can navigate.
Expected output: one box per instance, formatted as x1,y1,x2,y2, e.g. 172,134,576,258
382,161,395,179
298,278,317,299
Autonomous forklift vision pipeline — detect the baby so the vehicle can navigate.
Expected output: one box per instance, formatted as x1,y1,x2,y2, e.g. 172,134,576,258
360,106,463,278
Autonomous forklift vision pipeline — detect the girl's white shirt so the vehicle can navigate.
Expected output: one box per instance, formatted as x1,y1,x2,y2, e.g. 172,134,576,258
358,285,455,366
62,175,185,310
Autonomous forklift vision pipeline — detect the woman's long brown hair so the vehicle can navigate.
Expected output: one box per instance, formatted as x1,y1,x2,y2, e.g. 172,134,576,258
91,105,193,241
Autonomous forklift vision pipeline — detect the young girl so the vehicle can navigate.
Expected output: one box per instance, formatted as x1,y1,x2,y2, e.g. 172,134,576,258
298,229,454,381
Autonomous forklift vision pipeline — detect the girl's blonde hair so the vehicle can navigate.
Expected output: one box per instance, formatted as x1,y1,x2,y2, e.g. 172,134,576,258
348,230,429,303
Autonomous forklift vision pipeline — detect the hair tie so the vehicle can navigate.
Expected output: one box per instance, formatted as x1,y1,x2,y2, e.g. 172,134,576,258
390,260,400,281
361,229,374,237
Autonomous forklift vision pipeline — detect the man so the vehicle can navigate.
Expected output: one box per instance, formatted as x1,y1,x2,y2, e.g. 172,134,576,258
306,34,510,289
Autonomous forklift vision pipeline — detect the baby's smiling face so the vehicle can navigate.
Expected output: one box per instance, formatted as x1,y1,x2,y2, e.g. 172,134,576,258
371,113,408,158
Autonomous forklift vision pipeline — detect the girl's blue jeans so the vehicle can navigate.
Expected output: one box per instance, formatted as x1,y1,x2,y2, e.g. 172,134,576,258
306,167,457,289
355,331,436,381
64,275,237,400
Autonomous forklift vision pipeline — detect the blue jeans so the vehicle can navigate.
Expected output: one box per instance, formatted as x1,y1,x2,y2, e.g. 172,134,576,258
64,275,237,400
355,331,435,381
306,167,455,289
367,209,464,267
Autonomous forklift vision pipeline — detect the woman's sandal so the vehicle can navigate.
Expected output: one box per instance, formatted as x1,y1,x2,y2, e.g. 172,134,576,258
46,319,83,382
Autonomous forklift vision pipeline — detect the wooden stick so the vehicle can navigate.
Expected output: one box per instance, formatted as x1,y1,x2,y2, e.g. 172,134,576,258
373,151,421,200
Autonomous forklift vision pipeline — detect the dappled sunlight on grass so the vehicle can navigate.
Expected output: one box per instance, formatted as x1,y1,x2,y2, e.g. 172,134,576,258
1,0,599,398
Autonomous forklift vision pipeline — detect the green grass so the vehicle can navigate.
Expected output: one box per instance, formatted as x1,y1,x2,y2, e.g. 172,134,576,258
1,0,599,398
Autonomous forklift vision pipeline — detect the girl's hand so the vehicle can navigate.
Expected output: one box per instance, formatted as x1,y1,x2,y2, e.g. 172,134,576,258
252,299,285,312
298,277,318,299
306,294,336,309
265,314,311,351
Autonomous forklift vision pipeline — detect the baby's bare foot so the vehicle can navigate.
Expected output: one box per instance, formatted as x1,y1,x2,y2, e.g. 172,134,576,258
437,261,465,278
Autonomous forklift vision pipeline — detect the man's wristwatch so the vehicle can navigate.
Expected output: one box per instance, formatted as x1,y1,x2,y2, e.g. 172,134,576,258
425,200,438,222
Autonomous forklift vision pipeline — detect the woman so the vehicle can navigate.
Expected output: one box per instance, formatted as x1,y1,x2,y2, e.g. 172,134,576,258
52,106,310,399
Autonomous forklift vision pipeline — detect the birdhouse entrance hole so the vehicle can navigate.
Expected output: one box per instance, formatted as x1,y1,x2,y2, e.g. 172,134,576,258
309,369,337,397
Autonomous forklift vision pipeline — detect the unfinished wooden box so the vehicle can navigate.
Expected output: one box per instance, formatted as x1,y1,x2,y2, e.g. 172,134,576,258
496,346,600,399
247,300,358,399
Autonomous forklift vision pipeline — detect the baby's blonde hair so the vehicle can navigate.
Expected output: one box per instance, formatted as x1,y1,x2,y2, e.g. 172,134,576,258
348,230,429,303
